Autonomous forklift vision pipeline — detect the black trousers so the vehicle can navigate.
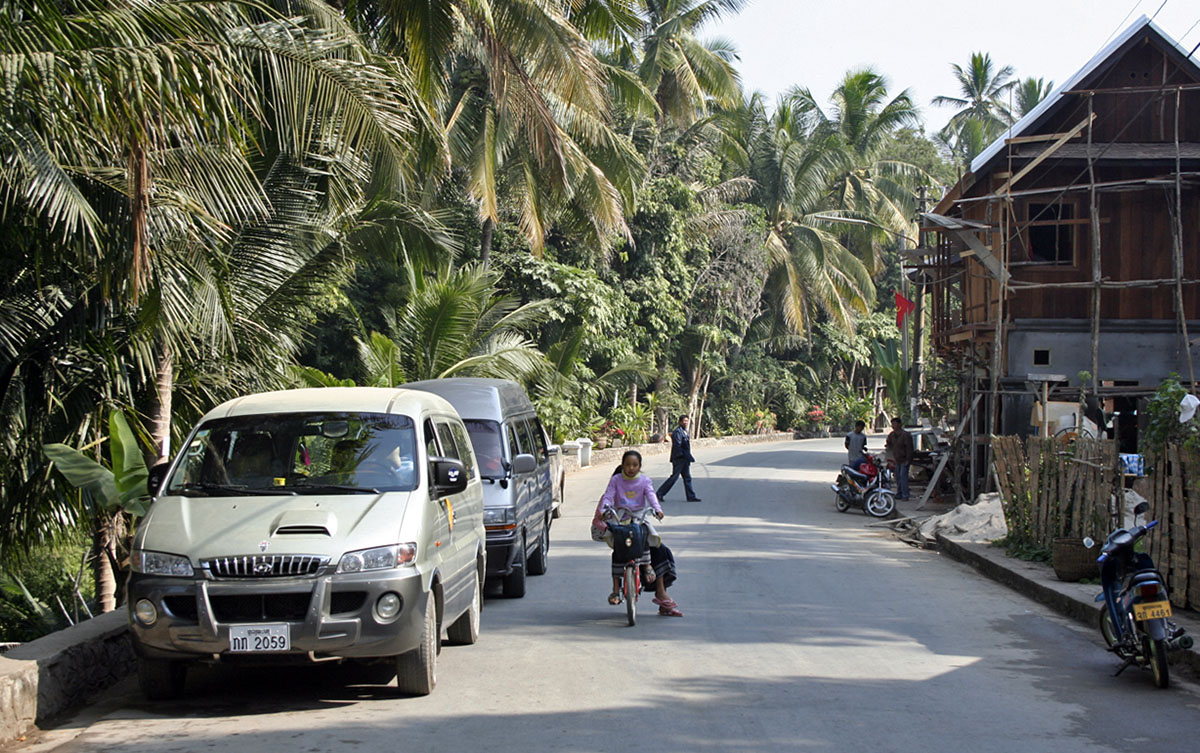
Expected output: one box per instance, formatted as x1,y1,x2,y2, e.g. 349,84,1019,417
657,460,697,500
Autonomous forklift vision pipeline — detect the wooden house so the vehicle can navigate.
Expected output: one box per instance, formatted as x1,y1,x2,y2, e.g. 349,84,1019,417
920,16,1200,456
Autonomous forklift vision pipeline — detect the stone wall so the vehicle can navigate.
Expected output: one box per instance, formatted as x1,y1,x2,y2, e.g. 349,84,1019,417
0,610,133,744
0,430,799,743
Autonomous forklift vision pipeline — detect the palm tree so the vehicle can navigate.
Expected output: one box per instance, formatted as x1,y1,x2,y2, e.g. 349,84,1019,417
348,0,643,261
932,51,1016,141
359,261,553,384
1014,76,1055,118
793,69,926,276
637,0,747,127
747,94,875,339
0,0,446,603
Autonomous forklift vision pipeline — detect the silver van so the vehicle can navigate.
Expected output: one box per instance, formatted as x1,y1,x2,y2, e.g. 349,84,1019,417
129,387,485,698
403,378,562,598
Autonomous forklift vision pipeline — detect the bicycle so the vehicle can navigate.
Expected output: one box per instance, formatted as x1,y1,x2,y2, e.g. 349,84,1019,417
600,507,659,626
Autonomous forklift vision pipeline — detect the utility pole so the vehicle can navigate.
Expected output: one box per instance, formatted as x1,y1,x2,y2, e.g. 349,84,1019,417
910,186,928,424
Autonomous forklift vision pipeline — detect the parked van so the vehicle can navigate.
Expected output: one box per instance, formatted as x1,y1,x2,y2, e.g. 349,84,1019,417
403,378,562,598
129,387,485,699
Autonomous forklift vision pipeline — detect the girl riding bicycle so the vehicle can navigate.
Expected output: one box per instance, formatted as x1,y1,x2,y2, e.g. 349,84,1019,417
592,449,683,617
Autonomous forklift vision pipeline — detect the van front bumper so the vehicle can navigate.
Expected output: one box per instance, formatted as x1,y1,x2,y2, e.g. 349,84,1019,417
484,530,518,577
127,568,429,662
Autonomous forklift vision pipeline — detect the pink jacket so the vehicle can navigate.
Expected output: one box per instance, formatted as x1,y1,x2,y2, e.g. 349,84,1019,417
595,472,662,518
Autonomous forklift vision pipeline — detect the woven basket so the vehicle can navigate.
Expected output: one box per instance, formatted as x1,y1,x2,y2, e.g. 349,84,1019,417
1052,537,1100,582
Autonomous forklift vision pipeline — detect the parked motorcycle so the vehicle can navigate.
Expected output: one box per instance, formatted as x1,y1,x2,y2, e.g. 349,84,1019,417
832,453,896,518
1088,501,1192,688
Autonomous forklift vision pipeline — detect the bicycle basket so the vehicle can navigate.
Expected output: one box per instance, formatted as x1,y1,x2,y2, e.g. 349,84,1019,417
608,521,649,560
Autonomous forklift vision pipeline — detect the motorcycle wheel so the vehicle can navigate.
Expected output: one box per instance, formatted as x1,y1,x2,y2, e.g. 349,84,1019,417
1098,604,1119,649
864,490,895,518
834,489,850,513
1147,636,1170,689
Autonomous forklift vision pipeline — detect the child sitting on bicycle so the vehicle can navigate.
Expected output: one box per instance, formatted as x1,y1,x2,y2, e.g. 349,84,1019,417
591,449,683,617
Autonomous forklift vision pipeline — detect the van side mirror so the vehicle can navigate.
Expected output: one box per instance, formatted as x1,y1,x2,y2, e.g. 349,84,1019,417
511,453,537,474
147,462,171,496
430,457,468,496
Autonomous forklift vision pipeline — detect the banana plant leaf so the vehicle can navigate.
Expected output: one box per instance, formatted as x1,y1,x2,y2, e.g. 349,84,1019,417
43,412,150,516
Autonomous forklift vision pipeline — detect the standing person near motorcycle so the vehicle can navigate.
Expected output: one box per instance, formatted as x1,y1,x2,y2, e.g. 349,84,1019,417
657,414,701,502
592,450,683,617
845,420,868,470
885,417,914,500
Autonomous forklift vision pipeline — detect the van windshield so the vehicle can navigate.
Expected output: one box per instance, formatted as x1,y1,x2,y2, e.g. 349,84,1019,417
463,419,505,479
165,412,418,495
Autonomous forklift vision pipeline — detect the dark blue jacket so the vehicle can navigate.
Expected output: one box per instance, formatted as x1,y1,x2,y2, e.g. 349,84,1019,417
669,425,695,464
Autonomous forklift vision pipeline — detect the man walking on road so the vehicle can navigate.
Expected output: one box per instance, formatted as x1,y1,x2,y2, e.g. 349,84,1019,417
657,415,701,502
886,417,914,500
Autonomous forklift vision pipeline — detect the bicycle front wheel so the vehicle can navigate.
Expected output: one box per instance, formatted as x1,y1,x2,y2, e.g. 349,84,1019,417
624,563,638,626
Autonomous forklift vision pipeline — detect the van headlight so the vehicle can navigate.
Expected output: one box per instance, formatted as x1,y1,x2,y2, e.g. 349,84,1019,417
483,507,516,529
130,551,195,577
337,543,417,573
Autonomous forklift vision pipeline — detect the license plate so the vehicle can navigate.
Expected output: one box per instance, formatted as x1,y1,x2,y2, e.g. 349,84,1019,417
228,623,290,652
1134,601,1172,621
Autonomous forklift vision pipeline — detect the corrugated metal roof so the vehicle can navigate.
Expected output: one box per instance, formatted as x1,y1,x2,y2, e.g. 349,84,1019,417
969,15,1195,175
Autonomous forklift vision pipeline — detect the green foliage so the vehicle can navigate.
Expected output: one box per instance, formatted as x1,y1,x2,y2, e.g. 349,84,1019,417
1143,375,1200,451
0,529,93,642
42,412,150,517
872,339,910,422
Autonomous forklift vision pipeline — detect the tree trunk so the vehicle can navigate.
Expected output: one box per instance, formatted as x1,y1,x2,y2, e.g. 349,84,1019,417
695,372,712,438
147,340,174,463
480,216,495,268
92,512,122,613
653,371,668,437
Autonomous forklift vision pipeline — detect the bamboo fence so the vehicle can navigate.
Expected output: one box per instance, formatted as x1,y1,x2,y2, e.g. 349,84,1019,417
991,437,1122,550
993,437,1200,610
1144,446,1200,610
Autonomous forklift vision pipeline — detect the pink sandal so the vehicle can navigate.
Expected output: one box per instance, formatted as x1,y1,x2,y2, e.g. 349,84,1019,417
658,604,683,617
652,597,676,608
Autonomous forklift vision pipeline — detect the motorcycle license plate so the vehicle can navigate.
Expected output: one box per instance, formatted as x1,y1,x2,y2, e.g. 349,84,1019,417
1134,601,1172,621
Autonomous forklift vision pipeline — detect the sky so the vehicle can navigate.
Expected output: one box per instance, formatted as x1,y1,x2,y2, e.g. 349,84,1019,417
712,0,1200,132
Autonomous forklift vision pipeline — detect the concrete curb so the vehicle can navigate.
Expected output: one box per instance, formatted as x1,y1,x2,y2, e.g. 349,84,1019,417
0,430,798,744
936,534,1200,677
0,610,134,744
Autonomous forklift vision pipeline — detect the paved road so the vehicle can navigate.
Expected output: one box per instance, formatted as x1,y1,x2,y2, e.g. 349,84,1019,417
15,438,1200,753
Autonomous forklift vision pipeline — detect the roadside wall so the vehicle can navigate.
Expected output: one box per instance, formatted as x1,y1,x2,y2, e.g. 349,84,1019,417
0,431,798,744
0,610,133,744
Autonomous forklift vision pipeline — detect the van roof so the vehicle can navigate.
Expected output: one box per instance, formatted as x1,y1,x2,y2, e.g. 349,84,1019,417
200,387,459,422
401,378,533,422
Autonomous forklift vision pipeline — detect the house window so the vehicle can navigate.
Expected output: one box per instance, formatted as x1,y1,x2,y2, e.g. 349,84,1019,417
1025,201,1077,265
1032,348,1051,367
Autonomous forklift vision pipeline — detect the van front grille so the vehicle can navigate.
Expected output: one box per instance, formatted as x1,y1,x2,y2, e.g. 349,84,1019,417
202,555,329,579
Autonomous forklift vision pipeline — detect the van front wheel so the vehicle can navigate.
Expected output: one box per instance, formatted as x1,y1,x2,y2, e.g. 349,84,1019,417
395,591,437,695
528,520,549,576
138,657,187,700
502,536,527,598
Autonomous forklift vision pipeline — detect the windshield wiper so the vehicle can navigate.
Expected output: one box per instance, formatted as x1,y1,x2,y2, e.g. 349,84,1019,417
280,482,380,495
177,482,296,497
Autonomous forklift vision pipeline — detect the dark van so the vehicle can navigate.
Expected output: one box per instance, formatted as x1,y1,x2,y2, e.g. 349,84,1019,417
402,378,562,597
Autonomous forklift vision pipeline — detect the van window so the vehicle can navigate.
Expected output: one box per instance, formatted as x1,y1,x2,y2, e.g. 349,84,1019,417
423,419,439,458
506,422,523,459
449,421,477,480
465,419,504,479
435,421,459,460
515,419,537,461
166,413,417,494
525,418,548,459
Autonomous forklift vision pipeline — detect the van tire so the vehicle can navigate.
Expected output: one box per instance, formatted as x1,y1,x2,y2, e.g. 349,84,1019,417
138,657,187,700
502,536,527,598
552,479,564,518
528,519,549,576
446,566,482,645
395,591,437,695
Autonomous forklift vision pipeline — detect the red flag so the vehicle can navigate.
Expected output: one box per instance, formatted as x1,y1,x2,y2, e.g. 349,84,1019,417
895,291,916,328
